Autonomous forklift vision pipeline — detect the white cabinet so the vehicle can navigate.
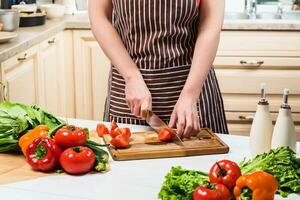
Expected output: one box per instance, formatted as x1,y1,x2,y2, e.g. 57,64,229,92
73,30,110,120
38,32,67,117
215,31,300,139
1,45,39,105
0,31,75,118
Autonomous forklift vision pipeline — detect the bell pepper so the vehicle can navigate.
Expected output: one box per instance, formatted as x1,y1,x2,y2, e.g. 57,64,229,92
19,125,49,156
234,171,278,200
26,137,62,172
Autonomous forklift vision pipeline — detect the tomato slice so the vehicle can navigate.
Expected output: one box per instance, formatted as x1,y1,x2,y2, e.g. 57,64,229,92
96,123,109,137
110,133,130,149
110,127,122,138
120,127,131,138
158,128,174,142
110,121,118,132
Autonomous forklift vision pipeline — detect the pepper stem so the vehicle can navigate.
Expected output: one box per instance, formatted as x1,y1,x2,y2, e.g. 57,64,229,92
216,162,227,177
35,141,47,160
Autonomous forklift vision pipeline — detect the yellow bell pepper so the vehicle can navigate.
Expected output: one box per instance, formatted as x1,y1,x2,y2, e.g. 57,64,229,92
234,171,278,200
18,125,49,156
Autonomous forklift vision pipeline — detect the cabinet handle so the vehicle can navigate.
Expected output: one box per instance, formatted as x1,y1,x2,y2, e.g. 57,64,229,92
48,38,56,44
0,82,8,101
238,115,254,121
240,60,264,67
17,53,27,61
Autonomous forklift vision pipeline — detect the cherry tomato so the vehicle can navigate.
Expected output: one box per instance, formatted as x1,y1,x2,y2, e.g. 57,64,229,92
209,159,241,191
193,183,231,200
59,146,95,175
110,133,130,149
158,128,175,142
96,123,109,137
54,125,87,149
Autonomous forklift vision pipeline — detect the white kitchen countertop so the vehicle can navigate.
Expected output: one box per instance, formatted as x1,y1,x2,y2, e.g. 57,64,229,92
0,118,299,200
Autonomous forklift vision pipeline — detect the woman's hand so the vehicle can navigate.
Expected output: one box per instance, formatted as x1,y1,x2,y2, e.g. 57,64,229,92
125,77,152,118
168,92,200,138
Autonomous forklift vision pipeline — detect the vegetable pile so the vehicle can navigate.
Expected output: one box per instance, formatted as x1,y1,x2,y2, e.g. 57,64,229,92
159,146,300,200
0,101,64,152
0,101,110,175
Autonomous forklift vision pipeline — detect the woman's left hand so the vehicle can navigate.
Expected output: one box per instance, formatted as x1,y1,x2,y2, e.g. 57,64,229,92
168,93,200,138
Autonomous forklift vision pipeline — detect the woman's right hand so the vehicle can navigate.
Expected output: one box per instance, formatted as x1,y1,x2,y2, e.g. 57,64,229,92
125,77,152,118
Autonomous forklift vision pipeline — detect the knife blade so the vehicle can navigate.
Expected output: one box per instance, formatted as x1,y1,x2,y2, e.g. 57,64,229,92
145,110,184,146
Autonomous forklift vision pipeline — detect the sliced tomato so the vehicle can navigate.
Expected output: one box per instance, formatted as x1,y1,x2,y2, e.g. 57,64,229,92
110,127,131,138
96,123,109,137
158,128,175,142
110,127,122,138
120,127,131,138
110,121,118,132
110,133,130,149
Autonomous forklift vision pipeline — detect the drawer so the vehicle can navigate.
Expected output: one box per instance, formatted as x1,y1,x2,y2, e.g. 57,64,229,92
222,94,300,113
218,31,300,57
225,111,300,123
215,69,300,94
214,56,300,70
227,123,300,141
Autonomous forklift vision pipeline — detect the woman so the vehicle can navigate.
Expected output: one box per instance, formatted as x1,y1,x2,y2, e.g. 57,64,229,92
88,0,228,138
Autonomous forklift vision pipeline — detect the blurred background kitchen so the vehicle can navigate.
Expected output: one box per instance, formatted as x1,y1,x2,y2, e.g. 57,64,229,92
0,0,299,140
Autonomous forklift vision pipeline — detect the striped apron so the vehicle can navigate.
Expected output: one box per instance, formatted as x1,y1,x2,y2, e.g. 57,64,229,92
104,0,229,134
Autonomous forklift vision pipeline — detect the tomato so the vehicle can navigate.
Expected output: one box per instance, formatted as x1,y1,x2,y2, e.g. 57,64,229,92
209,159,241,191
110,127,131,138
110,133,130,149
96,123,109,137
59,146,95,175
120,127,131,138
193,183,231,200
110,121,118,132
54,125,87,149
158,128,175,142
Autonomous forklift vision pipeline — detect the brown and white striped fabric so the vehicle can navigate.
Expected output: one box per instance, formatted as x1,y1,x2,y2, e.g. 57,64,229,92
104,0,229,134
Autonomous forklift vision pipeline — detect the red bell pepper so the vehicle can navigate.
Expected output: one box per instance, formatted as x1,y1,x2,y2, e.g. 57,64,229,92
26,137,62,172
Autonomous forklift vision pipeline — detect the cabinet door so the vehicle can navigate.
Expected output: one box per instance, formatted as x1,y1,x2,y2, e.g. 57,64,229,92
38,32,67,117
73,30,110,120
1,46,39,105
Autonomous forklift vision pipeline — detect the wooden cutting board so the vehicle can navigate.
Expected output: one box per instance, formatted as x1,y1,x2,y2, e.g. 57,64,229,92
103,128,229,161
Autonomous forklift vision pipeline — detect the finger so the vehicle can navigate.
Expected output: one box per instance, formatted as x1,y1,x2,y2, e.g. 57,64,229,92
176,114,185,138
133,101,141,117
192,114,200,136
140,98,151,118
183,112,193,138
168,109,177,128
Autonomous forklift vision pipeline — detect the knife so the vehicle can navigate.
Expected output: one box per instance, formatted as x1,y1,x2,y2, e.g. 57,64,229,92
144,110,184,146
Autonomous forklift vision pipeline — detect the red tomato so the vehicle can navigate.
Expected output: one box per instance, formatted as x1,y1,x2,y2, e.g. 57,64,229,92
209,159,241,191
54,126,87,149
193,183,231,200
110,133,130,149
96,123,109,137
158,128,175,142
110,127,122,138
59,146,95,175
110,127,131,138
110,121,118,132
120,127,131,138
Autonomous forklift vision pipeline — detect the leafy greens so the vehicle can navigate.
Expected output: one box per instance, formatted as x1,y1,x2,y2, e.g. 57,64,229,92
0,101,65,152
158,147,300,199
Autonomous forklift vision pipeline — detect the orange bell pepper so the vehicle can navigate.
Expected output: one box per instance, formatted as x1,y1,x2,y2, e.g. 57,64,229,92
18,125,49,156
234,171,278,200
